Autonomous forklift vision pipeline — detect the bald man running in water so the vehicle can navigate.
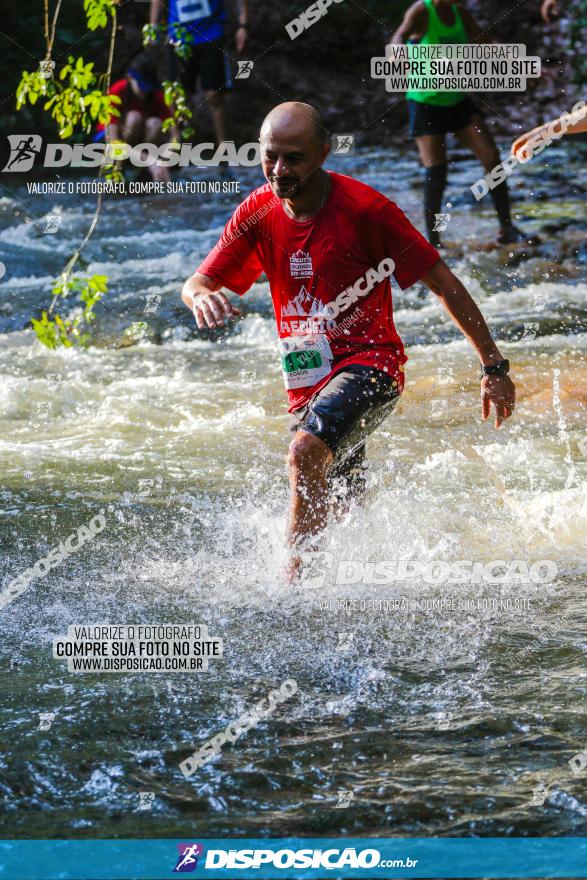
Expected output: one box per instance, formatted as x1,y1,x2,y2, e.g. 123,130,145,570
181,102,515,582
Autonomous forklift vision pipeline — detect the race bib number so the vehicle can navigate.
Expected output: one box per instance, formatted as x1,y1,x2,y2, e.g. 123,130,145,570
278,335,333,390
175,0,212,23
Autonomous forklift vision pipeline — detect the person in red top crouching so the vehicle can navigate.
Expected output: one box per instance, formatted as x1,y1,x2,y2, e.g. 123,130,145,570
96,52,174,181
181,101,516,583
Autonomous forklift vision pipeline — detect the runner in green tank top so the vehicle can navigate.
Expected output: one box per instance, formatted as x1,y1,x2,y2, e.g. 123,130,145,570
406,0,468,107
391,0,535,247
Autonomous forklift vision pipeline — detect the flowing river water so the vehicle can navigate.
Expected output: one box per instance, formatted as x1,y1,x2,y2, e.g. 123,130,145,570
0,140,586,840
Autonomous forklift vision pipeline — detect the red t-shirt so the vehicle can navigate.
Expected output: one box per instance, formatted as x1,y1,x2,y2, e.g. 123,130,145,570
197,171,439,412
96,79,171,132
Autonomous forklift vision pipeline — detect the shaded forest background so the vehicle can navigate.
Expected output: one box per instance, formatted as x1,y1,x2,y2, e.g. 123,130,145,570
1,0,584,147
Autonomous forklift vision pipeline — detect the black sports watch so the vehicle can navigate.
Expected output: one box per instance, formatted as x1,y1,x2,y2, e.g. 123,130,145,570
480,358,510,378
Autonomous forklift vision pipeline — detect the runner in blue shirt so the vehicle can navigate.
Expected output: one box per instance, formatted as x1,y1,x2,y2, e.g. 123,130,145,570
150,0,249,154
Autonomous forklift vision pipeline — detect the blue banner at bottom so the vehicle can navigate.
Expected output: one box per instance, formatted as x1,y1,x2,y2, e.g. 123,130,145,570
0,837,586,880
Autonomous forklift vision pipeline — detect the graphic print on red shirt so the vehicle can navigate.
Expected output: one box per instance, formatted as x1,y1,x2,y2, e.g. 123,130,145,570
197,171,440,412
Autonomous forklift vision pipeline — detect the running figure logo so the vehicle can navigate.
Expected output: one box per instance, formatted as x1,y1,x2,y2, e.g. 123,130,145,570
433,213,451,232
44,214,62,234
143,294,161,314
335,790,354,808
173,843,203,873
332,134,355,155
3,135,42,172
39,59,55,79
38,712,55,730
235,60,254,79
521,322,539,341
136,791,155,811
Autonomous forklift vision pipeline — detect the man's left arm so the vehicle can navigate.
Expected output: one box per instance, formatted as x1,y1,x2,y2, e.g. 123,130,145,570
421,258,515,428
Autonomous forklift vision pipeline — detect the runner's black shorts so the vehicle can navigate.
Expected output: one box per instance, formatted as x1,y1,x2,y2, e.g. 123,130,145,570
166,41,232,92
289,364,401,498
408,97,482,137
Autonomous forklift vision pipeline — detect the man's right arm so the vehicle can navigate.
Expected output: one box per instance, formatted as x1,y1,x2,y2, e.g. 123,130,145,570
181,273,242,329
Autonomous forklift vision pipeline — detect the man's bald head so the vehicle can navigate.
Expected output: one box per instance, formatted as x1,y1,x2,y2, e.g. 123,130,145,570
260,102,329,148
259,102,331,200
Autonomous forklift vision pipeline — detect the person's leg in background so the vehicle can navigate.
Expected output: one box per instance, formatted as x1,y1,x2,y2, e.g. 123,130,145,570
201,47,232,174
205,89,227,145
145,116,170,182
120,110,145,143
455,114,530,244
145,115,164,144
415,133,448,247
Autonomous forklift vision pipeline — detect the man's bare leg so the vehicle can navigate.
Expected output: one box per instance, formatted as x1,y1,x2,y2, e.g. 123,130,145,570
285,430,333,583
205,89,227,145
